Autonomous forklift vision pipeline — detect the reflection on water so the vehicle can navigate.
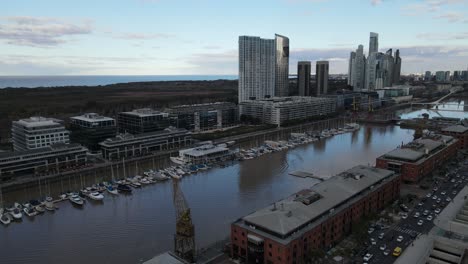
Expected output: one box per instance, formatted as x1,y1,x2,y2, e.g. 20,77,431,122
398,98,468,119
0,125,416,264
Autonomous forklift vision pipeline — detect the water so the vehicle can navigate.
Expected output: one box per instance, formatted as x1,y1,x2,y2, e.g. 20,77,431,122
0,125,415,264
397,98,468,119
0,75,238,88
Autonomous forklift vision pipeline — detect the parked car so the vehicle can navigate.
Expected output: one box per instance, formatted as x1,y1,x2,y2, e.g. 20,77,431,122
363,253,373,262
397,235,404,242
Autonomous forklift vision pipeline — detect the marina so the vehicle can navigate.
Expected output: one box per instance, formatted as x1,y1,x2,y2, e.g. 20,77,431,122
0,102,466,264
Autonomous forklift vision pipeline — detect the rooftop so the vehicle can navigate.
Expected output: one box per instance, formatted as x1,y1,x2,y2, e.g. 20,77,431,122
240,96,335,105
120,108,169,117
442,125,468,134
143,252,187,264
239,165,395,239
15,116,64,128
180,144,228,157
0,143,86,160
101,128,189,145
70,113,115,123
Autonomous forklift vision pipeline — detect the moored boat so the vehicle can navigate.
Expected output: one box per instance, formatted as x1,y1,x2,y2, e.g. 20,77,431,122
117,184,132,193
69,194,84,206
106,185,119,195
0,213,11,225
88,192,104,201
11,208,22,220
23,206,38,217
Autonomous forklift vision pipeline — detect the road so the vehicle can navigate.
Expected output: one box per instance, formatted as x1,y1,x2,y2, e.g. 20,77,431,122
358,158,468,264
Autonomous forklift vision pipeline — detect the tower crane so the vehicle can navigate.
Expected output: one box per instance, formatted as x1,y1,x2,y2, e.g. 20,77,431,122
172,179,196,263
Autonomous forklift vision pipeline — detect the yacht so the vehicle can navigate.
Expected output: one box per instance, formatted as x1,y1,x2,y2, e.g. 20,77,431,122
117,184,132,193
10,208,23,220
88,192,104,201
23,206,38,217
35,205,45,213
69,195,84,206
0,213,11,225
45,201,56,211
106,185,119,195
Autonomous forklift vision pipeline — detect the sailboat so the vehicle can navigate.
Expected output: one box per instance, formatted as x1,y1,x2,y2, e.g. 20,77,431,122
106,163,119,195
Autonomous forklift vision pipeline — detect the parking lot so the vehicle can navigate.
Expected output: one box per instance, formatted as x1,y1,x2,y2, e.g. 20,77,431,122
358,158,468,264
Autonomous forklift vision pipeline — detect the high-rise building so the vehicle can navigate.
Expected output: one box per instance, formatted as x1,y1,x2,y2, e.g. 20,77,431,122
347,51,356,86
424,71,432,81
275,34,290,97
297,61,311,96
462,70,468,81
316,61,329,96
445,71,451,82
435,71,445,82
349,45,366,91
365,52,377,90
12,116,70,152
393,49,401,84
238,36,275,103
369,32,379,55
238,34,289,102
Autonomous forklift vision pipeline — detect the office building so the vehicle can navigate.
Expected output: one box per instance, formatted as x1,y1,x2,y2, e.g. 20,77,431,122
69,113,117,152
462,70,468,81
445,71,451,82
239,96,336,127
99,127,192,160
275,34,290,97
393,49,401,84
0,143,87,180
369,32,379,55
231,165,400,264
118,108,171,134
297,61,311,96
376,134,459,183
435,71,446,82
365,52,377,90
238,34,289,103
12,116,70,152
424,71,432,81
453,71,461,81
348,45,366,91
166,102,238,132
347,51,356,86
316,61,329,96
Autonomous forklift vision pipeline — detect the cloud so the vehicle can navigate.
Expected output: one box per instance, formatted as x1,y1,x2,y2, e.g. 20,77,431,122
0,16,92,47
116,32,175,40
416,31,468,40
371,0,383,6
434,11,465,22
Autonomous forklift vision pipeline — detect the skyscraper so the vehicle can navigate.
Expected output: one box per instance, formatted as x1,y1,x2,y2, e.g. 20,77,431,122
349,45,366,91
297,61,311,96
275,34,290,97
238,36,275,103
369,32,379,55
347,51,356,86
316,61,329,96
424,71,432,81
393,49,401,84
445,71,451,82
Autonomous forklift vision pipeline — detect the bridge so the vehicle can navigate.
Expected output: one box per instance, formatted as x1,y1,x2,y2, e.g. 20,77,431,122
410,87,464,108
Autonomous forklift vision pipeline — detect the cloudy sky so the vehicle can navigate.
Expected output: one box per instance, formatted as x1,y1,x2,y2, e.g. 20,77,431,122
0,0,467,75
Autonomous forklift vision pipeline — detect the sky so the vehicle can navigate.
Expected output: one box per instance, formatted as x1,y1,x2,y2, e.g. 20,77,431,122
0,0,467,76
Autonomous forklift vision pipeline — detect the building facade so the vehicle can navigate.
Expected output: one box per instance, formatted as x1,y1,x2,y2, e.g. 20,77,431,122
297,61,311,96
239,97,336,126
69,113,117,152
441,125,468,149
425,71,432,81
12,116,70,152
376,134,459,183
0,143,87,180
393,49,401,84
117,108,171,134
275,34,290,98
231,165,400,264
166,102,238,132
238,36,276,103
316,61,329,96
435,71,446,82
369,32,379,55
99,128,192,160
349,45,366,91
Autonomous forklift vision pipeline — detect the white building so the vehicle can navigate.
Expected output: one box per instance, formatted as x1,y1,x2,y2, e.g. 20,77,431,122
239,96,336,127
238,34,289,103
369,32,379,54
12,116,70,151
177,144,232,164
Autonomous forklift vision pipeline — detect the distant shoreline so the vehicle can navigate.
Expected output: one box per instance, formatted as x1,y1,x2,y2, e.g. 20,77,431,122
0,75,239,89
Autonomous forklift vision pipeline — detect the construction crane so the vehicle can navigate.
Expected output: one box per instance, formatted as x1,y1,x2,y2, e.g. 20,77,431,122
172,179,196,263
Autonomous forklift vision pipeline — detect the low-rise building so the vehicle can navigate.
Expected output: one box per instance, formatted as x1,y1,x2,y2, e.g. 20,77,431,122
0,143,87,180
99,127,192,160
174,144,233,164
376,134,459,183
239,96,336,126
231,165,400,264
12,116,70,151
118,108,171,134
69,113,117,152
441,125,468,149
166,102,238,132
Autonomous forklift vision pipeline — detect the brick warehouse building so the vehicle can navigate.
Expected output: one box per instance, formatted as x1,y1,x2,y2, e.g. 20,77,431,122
441,125,468,149
376,134,459,183
231,166,400,264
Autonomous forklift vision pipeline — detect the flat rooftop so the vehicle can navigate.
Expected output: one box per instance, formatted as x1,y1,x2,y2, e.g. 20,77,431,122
0,143,86,160
239,165,395,239
15,116,63,128
442,125,468,134
101,128,189,145
120,108,168,117
180,144,228,157
70,113,115,123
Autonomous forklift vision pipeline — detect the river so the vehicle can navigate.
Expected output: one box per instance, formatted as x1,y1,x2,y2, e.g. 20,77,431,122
0,102,466,264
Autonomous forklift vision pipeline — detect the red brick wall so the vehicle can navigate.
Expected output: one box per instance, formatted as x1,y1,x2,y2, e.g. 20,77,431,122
231,174,401,263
